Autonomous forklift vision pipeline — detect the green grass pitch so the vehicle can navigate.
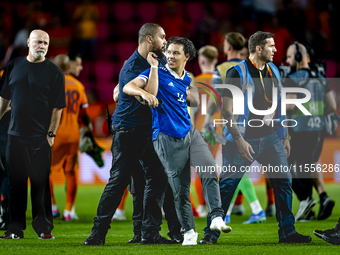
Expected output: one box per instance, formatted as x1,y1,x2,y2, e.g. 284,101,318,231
1,183,340,254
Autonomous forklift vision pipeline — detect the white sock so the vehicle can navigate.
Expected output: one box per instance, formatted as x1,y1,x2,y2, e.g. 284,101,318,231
227,203,234,216
185,229,195,234
52,204,58,211
197,205,206,211
250,200,262,215
64,209,71,215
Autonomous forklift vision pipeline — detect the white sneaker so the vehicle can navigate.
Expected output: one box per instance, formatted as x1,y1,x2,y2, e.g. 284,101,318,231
197,205,208,218
70,206,79,220
210,216,232,233
112,209,126,220
295,197,317,221
182,229,198,245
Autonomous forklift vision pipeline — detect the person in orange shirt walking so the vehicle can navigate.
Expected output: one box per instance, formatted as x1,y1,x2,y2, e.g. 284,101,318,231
50,54,90,220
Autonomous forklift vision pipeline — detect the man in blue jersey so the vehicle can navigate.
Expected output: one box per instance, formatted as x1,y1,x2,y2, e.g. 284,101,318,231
123,37,232,246
84,23,175,246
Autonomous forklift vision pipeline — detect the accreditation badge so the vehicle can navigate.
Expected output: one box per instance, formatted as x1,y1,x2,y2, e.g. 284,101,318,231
262,111,276,126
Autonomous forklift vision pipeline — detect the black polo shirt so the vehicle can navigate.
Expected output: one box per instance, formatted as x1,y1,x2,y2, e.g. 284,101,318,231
0,57,66,137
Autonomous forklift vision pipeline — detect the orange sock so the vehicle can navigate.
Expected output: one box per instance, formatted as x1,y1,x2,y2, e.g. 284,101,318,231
65,173,77,211
194,176,206,206
235,193,244,206
118,187,128,210
267,188,275,205
50,176,56,205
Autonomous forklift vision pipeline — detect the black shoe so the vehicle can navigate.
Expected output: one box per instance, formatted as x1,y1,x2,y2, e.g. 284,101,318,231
0,231,23,239
199,235,217,244
265,204,275,217
169,233,184,244
140,234,176,244
84,233,105,245
128,235,141,243
314,228,340,245
279,232,312,244
318,196,335,220
38,233,55,239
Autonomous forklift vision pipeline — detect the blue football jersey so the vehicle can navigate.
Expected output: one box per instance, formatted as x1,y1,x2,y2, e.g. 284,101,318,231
138,64,192,140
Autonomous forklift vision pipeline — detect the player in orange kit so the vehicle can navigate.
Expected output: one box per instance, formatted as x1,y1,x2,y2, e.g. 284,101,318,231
50,54,90,220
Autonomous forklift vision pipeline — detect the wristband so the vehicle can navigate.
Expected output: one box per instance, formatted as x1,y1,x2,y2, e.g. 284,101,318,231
47,131,56,137
285,135,291,141
151,66,158,69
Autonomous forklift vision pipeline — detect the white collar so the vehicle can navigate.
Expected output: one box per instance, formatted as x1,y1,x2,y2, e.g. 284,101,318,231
165,64,186,80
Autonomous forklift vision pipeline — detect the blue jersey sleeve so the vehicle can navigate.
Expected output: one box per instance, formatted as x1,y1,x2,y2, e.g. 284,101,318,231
138,68,151,84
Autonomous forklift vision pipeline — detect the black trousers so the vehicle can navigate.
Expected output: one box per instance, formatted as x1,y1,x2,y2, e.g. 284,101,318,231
130,165,181,238
289,130,322,201
92,128,168,239
0,156,10,228
6,135,53,236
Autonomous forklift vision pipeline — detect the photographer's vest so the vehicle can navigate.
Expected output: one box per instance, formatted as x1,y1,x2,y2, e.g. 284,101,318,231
288,69,326,132
215,60,242,84
223,60,286,142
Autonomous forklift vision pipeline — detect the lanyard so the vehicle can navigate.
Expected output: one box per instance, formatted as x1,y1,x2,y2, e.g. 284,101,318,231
249,57,274,104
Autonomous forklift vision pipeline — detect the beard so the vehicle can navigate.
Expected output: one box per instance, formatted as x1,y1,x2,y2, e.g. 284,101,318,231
259,53,272,63
31,48,47,60
152,42,165,59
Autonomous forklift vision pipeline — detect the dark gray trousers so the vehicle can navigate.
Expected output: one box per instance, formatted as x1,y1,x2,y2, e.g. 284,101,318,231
190,126,224,219
153,132,195,232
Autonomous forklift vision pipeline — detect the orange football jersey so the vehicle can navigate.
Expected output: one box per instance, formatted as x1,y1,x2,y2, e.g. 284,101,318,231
55,74,88,143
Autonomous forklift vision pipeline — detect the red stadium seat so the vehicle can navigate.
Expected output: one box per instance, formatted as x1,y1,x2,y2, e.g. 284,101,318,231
97,83,116,103
94,1,109,21
138,2,158,23
211,2,232,20
96,42,115,61
97,22,111,41
116,41,138,62
95,61,115,82
186,2,204,22
78,60,91,83
111,2,134,21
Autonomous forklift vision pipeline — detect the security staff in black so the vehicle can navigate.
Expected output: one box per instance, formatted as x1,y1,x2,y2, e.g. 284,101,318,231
285,42,336,222
84,23,175,245
0,30,65,239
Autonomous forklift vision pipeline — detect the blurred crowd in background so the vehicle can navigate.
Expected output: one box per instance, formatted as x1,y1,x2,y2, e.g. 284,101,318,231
0,0,339,138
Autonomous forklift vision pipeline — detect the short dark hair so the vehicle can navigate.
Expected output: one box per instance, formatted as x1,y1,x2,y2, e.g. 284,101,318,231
138,23,162,44
166,37,197,61
67,52,82,62
248,31,275,53
225,32,246,51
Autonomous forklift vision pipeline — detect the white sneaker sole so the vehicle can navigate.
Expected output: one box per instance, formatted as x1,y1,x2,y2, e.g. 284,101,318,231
210,224,232,233
295,200,317,221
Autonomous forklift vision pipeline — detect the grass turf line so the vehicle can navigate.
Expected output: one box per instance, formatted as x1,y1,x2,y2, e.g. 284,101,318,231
1,184,339,254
